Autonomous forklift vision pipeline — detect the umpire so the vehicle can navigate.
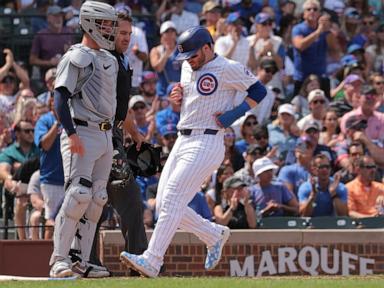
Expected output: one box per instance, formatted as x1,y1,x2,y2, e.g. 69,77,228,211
87,12,148,271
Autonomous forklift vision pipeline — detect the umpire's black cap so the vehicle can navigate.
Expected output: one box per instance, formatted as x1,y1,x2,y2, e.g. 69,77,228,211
175,26,214,61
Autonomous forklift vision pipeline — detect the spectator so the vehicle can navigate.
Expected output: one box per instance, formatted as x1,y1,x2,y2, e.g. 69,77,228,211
13,96,37,126
339,7,361,49
234,114,258,155
157,0,199,35
319,109,340,148
205,163,234,215
62,0,81,30
268,103,299,165
248,12,285,73
230,0,262,32
291,0,340,96
371,73,384,112
34,95,64,240
291,74,320,119
149,21,181,97
250,157,299,217
278,136,312,197
298,154,348,217
0,111,12,150
366,23,384,74
27,170,46,240
340,85,384,141
0,120,39,239
201,1,225,41
297,88,327,131
213,175,257,229
339,141,364,184
29,5,74,82
140,71,159,106
155,83,180,130
223,127,243,172
215,12,250,66
158,124,177,154
346,155,384,218
37,68,56,106
234,144,264,187
30,0,50,33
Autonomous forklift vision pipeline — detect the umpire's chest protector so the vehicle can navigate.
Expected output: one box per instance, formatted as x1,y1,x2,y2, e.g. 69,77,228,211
71,46,118,120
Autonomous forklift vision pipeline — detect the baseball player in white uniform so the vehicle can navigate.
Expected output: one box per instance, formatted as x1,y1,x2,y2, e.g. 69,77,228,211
120,26,267,277
49,1,118,278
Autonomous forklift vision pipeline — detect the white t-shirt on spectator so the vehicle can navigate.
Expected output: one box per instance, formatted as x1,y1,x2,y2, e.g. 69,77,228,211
125,25,148,88
214,35,250,66
170,10,199,34
0,94,17,113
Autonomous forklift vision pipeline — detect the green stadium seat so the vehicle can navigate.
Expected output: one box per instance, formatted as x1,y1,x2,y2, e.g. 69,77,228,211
258,217,309,229
307,216,356,229
355,217,384,229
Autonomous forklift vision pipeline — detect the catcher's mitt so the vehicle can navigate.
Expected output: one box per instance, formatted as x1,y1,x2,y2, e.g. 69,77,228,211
126,142,162,177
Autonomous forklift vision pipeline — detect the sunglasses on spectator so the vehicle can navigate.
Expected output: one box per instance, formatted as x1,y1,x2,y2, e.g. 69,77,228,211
375,81,384,85
317,164,330,169
20,128,34,134
244,121,257,127
305,128,319,135
224,133,236,139
132,104,146,111
264,68,277,74
363,21,374,26
361,164,376,170
305,7,318,12
312,99,325,105
164,134,177,140
255,135,268,141
350,152,363,157
261,21,273,26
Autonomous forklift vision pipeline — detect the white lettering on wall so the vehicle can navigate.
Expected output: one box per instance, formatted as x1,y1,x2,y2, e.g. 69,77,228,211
256,251,277,277
230,255,254,277
278,247,298,273
320,247,339,274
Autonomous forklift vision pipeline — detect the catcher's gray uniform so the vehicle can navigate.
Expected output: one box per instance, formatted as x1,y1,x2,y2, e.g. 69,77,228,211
50,44,118,265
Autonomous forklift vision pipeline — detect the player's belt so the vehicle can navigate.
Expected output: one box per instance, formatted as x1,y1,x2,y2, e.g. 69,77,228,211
179,129,218,136
73,118,112,131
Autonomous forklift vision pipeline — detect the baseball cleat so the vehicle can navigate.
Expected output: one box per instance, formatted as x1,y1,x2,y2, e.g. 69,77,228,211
205,226,231,270
49,259,75,278
71,261,111,278
120,251,158,278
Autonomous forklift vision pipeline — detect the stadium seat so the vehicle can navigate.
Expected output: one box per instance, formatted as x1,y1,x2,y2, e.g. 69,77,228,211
307,216,356,229
355,217,384,229
258,217,309,229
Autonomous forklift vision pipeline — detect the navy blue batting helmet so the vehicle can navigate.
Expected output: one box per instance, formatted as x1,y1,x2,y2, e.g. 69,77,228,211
175,26,214,61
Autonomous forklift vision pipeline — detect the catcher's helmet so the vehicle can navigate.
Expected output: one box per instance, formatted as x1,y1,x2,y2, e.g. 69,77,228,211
175,26,214,61
80,1,118,50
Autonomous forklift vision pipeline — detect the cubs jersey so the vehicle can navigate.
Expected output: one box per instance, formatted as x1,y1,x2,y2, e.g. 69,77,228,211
177,55,258,130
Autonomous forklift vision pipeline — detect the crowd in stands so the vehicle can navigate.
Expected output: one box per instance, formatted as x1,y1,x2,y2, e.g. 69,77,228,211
1,0,384,240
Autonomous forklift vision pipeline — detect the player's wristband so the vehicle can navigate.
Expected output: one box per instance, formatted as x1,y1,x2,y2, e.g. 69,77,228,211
217,101,251,128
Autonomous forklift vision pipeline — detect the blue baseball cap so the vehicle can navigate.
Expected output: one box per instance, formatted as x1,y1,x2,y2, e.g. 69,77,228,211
166,83,177,96
347,44,364,54
340,54,358,67
255,13,271,24
226,12,242,24
159,124,178,137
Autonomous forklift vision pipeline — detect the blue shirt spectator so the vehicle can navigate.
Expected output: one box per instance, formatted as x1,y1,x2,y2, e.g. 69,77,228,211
278,163,310,197
188,191,212,220
34,111,64,185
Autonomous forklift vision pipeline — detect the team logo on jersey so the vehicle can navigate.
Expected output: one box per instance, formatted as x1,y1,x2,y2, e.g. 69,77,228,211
244,67,253,77
197,73,218,96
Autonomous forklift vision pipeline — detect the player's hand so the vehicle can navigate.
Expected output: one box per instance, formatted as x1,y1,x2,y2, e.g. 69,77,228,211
68,133,85,157
213,112,224,128
169,83,183,105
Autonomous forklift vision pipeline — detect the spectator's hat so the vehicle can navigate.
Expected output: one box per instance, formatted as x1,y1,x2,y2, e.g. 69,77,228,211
259,57,278,72
202,1,221,14
141,71,158,83
47,5,62,15
345,115,367,131
45,68,57,82
295,136,313,151
246,144,265,155
226,12,242,24
340,54,358,67
160,124,178,137
303,120,320,132
129,95,147,109
115,4,132,16
255,13,272,24
252,157,278,176
308,89,326,103
323,0,345,14
361,85,377,95
166,83,177,96
223,175,246,190
268,86,285,100
344,7,360,19
160,21,177,34
347,44,364,54
344,74,363,85
278,103,294,116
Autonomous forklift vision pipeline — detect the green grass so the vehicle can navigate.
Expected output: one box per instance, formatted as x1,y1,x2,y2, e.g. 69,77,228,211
1,276,384,288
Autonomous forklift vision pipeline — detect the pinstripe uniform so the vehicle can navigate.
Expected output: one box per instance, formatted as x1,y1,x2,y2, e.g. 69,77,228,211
143,55,258,271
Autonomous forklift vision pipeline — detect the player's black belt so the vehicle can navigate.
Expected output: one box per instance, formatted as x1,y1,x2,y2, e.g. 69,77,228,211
73,118,112,131
179,129,218,136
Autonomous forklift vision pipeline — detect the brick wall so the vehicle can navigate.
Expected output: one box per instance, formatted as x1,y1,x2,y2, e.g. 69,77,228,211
100,229,384,277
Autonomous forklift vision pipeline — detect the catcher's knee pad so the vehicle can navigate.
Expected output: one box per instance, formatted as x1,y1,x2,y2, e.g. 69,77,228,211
63,177,92,220
84,180,108,222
